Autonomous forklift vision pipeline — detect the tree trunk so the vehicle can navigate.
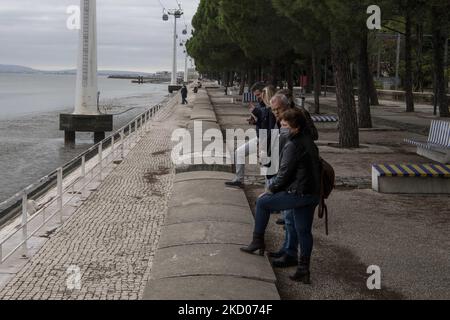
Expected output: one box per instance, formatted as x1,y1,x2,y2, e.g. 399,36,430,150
432,6,450,117
324,56,328,97
239,70,246,95
248,68,255,92
367,41,381,106
415,19,425,92
259,64,264,82
286,64,294,94
222,72,227,87
305,58,313,94
270,60,279,87
368,71,379,106
405,8,415,112
312,49,321,114
358,31,373,128
331,43,360,148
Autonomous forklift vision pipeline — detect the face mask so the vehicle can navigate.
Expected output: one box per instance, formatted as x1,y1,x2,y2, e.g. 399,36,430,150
280,128,290,135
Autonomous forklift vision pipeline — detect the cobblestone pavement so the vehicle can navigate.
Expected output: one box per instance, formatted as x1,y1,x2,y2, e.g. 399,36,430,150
0,100,179,300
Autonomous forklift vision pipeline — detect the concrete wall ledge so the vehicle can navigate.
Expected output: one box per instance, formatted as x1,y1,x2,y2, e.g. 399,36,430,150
143,171,280,300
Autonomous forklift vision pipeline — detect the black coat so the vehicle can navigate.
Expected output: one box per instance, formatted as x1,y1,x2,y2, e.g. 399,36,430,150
181,87,188,98
269,131,321,196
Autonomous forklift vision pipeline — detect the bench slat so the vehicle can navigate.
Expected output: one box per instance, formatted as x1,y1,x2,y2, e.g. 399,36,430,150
404,138,449,153
243,92,258,103
372,164,450,177
311,115,339,123
428,120,450,147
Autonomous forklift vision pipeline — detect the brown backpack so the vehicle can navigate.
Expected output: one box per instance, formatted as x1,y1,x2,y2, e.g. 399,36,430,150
318,158,335,235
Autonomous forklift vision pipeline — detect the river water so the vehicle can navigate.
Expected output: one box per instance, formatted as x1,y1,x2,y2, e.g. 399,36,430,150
0,73,169,203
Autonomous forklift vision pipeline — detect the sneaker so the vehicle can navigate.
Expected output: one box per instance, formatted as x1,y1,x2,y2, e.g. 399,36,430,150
225,181,244,188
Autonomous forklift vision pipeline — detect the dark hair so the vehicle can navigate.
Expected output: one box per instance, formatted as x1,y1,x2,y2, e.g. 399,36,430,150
250,82,266,93
280,108,308,132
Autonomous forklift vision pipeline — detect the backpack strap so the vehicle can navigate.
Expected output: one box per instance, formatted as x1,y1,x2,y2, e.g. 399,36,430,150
318,198,329,236
318,158,329,236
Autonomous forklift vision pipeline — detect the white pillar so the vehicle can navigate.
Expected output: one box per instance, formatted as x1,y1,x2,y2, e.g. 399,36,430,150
171,15,177,86
184,52,188,83
74,0,99,115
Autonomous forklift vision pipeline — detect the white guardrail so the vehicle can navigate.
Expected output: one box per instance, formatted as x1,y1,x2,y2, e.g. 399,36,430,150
0,103,164,264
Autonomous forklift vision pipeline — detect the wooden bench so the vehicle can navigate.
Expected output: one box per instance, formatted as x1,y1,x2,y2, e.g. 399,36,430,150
372,163,450,194
308,114,339,129
405,120,450,164
243,92,258,104
311,115,339,123
231,92,257,104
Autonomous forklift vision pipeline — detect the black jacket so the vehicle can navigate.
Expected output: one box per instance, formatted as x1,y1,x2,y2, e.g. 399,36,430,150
268,131,321,196
181,87,188,97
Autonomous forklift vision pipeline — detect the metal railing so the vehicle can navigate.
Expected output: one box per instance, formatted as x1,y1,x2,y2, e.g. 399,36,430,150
0,103,164,264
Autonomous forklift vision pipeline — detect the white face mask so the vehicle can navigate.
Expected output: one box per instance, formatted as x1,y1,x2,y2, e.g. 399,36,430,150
280,128,290,135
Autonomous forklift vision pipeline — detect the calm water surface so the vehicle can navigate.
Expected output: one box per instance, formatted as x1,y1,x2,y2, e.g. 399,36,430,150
0,73,169,203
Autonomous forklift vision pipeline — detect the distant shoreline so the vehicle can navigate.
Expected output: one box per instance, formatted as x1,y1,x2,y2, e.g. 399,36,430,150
0,64,161,77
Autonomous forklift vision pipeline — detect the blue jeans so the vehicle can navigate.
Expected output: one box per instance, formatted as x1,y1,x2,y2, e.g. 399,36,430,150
265,178,298,258
233,137,258,182
254,192,319,258
283,210,298,258
292,203,317,258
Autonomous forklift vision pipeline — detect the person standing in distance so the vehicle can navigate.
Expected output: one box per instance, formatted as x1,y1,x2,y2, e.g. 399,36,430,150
181,85,188,105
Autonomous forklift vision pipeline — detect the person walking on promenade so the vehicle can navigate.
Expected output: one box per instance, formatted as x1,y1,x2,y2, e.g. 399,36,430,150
225,82,267,188
181,85,188,105
240,108,321,284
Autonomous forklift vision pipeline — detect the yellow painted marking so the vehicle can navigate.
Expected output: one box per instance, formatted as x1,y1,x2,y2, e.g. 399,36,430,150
411,164,428,177
399,165,415,176
378,164,392,176
390,165,405,176
423,165,438,175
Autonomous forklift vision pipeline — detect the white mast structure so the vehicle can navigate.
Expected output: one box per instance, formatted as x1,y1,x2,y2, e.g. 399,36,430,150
61,0,112,144
74,0,99,115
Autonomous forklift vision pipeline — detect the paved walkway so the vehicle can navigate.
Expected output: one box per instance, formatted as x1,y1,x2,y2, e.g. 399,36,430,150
214,88,450,300
143,88,279,300
0,98,180,300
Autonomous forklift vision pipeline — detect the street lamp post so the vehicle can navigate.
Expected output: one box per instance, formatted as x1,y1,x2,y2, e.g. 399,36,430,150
180,39,189,83
171,11,177,86
184,50,188,83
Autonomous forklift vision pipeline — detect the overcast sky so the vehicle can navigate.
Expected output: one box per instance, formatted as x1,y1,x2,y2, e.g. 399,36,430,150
0,0,200,72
